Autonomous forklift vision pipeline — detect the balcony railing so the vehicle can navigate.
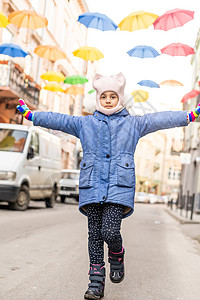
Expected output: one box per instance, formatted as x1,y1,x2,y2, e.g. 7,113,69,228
0,60,40,108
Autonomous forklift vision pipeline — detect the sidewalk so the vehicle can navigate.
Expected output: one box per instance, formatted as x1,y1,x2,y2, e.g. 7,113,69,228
165,206,200,224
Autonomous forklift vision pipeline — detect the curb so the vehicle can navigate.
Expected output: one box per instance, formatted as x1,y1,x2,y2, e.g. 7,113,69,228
164,208,200,224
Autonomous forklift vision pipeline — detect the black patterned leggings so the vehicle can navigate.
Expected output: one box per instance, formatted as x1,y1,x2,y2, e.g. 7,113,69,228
87,203,124,264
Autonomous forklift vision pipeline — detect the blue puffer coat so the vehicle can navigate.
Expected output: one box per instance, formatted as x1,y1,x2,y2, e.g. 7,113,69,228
33,108,188,218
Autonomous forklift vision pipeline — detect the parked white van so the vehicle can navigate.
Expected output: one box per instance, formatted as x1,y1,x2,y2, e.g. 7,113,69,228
0,123,62,210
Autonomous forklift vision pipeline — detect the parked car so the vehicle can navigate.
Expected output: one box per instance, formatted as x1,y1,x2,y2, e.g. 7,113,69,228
148,193,159,204
59,169,80,203
135,192,150,203
0,123,62,210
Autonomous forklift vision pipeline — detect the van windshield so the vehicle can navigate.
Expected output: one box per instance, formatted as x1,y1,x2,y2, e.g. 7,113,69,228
62,172,80,179
0,129,28,153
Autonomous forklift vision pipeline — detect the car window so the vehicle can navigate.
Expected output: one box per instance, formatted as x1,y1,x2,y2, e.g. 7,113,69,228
30,132,39,155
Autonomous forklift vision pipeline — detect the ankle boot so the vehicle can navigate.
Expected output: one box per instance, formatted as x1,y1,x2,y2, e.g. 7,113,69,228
84,264,106,299
108,247,125,283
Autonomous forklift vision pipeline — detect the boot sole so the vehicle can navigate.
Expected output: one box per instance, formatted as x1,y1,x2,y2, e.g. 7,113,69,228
84,293,104,299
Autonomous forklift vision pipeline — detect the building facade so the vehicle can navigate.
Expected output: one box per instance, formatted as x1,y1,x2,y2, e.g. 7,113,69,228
181,28,200,212
0,0,88,169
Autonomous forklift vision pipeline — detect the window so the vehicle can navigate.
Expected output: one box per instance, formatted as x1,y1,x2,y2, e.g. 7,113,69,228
0,129,28,153
47,1,56,33
24,54,33,76
30,132,39,155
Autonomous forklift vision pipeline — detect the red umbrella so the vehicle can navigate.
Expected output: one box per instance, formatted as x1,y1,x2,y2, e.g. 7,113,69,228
153,8,194,31
181,90,200,103
161,43,195,56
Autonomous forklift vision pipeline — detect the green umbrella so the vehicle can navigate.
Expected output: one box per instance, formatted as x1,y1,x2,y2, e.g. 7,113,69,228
64,75,88,85
88,89,95,94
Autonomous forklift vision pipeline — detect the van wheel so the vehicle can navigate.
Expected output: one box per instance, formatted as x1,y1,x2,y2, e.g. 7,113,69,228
45,188,56,208
9,185,30,211
60,195,66,203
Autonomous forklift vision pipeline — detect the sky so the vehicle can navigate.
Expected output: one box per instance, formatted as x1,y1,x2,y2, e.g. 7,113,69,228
84,0,200,111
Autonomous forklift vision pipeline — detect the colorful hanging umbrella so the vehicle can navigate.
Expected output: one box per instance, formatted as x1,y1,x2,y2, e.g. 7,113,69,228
8,10,48,29
118,11,159,31
64,75,88,85
40,71,65,83
34,45,67,61
127,45,160,58
64,86,84,95
43,83,64,92
153,8,194,31
137,80,160,88
0,11,9,27
161,43,195,56
73,46,104,61
88,89,95,94
160,80,183,86
77,12,118,31
131,90,149,102
0,43,28,57
181,90,200,103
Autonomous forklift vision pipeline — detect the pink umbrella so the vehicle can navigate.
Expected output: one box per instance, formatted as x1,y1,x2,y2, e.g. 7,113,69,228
161,43,195,56
153,8,194,31
181,90,200,103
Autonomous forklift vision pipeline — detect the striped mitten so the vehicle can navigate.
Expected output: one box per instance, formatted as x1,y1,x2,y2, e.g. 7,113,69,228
187,104,200,123
17,99,34,121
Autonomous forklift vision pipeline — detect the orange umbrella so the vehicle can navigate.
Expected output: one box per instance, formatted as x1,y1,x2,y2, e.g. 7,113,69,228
8,10,48,29
34,45,67,61
64,86,84,95
0,11,9,28
160,80,184,86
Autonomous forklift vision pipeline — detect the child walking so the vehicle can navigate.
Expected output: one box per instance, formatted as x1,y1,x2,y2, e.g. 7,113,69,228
17,72,200,300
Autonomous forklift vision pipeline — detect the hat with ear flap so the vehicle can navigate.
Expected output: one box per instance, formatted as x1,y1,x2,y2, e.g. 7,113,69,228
92,72,126,115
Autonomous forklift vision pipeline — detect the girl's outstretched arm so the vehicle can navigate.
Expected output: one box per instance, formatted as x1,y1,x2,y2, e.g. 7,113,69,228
17,99,83,138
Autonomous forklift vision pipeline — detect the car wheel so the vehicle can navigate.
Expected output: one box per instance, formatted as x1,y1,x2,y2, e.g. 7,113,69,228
45,187,57,208
60,195,66,203
9,185,30,211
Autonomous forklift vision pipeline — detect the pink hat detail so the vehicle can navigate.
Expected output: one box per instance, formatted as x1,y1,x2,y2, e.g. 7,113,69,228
92,72,126,115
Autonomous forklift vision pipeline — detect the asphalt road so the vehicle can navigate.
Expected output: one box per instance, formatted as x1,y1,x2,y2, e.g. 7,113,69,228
0,201,199,300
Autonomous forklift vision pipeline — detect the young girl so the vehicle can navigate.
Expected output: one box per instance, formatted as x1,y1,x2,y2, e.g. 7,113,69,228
17,72,200,300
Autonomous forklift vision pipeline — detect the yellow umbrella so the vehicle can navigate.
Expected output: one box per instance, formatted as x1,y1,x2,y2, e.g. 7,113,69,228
131,90,149,102
34,45,67,61
8,10,48,29
73,46,104,61
118,11,159,31
160,80,184,86
0,11,9,28
43,83,64,92
41,71,65,83
64,86,84,95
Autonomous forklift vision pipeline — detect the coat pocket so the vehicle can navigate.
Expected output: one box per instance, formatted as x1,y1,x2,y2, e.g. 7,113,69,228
79,159,94,188
116,155,135,187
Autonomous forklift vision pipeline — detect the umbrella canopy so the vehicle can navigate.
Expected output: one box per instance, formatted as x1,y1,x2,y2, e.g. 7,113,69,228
181,90,200,103
0,11,9,27
34,45,67,61
137,80,160,88
118,10,159,32
8,10,48,29
64,75,88,85
78,12,118,31
161,43,195,56
40,71,65,83
153,8,194,31
160,80,183,86
131,90,149,102
73,46,104,61
43,83,64,92
127,45,160,58
64,86,84,95
0,43,28,57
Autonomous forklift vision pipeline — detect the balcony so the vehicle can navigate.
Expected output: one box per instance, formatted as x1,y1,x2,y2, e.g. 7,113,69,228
0,60,40,110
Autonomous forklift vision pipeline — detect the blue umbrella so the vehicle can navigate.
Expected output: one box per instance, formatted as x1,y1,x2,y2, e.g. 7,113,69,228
137,80,160,88
127,45,160,58
0,43,28,57
77,12,118,31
